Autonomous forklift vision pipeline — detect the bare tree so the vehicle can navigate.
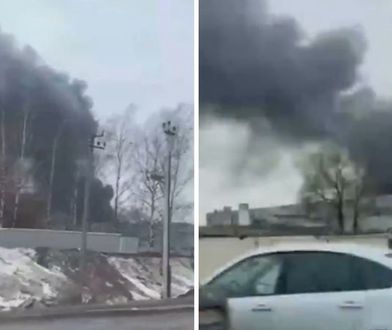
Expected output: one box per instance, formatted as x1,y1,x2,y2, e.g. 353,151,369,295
0,70,7,226
351,166,369,233
95,104,193,245
132,105,193,247
132,133,164,247
12,103,32,226
98,107,135,225
300,143,366,233
167,110,193,220
0,87,6,225
46,119,72,225
70,168,80,228
0,73,36,227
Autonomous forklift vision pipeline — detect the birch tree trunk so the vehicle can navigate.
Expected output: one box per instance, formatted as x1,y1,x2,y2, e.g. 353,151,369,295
46,124,66,226
12,106,30,227
0,101,6,226
113,153,122,225
71,171,80,228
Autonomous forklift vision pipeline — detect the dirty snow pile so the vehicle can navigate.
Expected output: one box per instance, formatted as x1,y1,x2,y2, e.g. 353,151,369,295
108,257,193,300
0,247,74,311
0,247,193,310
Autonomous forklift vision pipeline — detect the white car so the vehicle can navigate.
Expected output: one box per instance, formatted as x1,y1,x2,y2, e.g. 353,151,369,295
200,242,392,330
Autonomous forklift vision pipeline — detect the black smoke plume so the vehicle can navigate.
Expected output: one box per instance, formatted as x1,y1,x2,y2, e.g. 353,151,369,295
0,28,113,227
200,0,392,193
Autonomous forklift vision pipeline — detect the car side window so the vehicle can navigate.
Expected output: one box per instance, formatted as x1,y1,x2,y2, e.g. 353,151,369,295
206,254,283,298
253,260,282,295
353,257,392,290
283,252,359,294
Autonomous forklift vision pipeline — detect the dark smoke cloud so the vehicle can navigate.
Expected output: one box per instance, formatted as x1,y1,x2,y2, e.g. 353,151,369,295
347,108,392,194
200,0,366,140
0,27,112,226
200,0,392,194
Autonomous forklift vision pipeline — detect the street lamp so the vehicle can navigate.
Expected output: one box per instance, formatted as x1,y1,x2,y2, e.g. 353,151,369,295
79,131,105,298
161,120,176,299
146,169,164,272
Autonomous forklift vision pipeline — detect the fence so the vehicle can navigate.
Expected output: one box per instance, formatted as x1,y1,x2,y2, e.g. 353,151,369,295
0,228,139,254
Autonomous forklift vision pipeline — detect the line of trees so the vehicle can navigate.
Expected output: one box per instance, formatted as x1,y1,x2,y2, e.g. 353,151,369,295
96,104,193,245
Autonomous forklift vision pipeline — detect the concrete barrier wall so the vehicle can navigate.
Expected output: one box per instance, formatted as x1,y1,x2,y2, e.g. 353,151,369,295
199,234,390,283
0,228,139,254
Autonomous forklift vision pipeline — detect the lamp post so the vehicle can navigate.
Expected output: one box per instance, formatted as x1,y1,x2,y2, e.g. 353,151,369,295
79,131,105,297
161,121,176,299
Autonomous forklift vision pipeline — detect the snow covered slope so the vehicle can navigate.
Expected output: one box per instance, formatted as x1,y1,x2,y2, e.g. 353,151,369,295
108,257,194,300
0,247,193,310
0,247,74,311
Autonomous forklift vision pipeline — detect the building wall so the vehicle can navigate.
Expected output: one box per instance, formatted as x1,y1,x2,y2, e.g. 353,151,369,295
121,222,194,256
207,207,236,226
199,234,390,283
206,199,392,233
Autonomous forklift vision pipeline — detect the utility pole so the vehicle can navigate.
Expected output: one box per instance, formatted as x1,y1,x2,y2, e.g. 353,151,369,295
79,132,105,293
162,121,176,299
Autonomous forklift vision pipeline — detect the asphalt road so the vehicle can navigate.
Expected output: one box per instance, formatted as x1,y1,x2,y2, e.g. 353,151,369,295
0,311,194,330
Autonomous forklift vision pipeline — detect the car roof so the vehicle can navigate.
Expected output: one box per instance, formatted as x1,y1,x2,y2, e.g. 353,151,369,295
249,242,389,257
203,242,392,285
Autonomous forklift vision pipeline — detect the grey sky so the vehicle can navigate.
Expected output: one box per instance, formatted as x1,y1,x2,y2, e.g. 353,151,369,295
0,0,194,120
200,0,392,224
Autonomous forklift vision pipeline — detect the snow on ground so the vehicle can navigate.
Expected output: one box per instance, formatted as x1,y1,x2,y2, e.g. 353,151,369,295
0,247,193,310
108,257,193,300
0,247,72,311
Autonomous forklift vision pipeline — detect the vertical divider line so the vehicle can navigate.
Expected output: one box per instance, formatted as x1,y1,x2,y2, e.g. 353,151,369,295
193,0,200,328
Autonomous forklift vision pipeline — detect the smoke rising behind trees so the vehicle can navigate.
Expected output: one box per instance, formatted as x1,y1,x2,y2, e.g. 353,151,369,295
0,28,193,230
0,28,114,227
200,0,392,218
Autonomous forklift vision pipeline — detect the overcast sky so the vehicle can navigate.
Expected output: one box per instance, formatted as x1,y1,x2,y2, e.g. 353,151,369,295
200,0,392,224
0,0,194,121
